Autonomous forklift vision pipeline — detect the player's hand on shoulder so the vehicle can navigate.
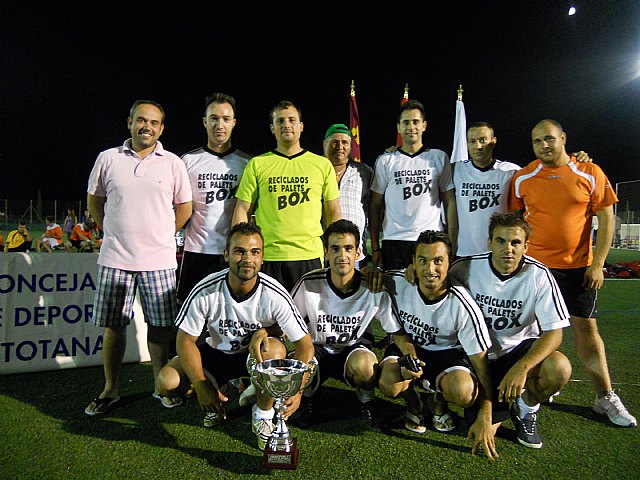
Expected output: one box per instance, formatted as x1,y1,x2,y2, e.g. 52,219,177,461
361,264,384,292
572,150,593,163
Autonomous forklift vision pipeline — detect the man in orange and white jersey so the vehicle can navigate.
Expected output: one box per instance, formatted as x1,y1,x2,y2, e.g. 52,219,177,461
509,119,636,427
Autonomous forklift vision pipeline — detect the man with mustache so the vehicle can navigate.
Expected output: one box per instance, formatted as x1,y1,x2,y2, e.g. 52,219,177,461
155,222,314,451
508,119,636,427
84,100,193,416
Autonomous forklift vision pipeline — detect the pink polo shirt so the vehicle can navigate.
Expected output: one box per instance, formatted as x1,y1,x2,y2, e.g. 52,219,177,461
88,140,192,271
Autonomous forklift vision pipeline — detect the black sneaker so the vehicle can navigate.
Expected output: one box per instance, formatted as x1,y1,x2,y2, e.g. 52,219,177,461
510,402,542,449
361,400,383,432
296,398,315,428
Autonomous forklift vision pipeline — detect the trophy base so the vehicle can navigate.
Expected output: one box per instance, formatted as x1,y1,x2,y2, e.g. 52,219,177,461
261,438,299,470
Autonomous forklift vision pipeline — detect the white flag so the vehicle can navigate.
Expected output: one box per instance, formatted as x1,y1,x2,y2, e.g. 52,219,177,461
451,99,467,163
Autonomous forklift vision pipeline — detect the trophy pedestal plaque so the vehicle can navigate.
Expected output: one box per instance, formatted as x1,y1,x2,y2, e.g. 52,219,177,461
249,358,316,471
262,438,299,470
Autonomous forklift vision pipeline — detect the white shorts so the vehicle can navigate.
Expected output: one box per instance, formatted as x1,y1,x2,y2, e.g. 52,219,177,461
43,237,60,248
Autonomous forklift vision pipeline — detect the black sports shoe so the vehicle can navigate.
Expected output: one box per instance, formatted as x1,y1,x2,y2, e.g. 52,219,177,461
296,398,315,428
361,400,383,432
510,402,542,449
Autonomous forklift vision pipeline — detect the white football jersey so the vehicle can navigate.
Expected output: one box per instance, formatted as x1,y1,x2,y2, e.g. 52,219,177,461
449,253,570,359
371,147,453,240
385,271,491,356
453,159,521,257
291,268,401,354
182,147,250,254
176,269,308,353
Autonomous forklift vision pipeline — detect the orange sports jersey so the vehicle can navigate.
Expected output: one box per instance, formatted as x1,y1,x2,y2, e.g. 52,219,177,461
508,158,617,269
70,224,92,242
46,225,63,245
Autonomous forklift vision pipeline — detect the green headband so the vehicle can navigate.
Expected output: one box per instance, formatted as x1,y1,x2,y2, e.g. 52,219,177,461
324,123,352,140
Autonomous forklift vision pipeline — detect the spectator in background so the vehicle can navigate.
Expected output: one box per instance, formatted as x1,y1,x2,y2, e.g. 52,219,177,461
63,208,78,241
5,222,33,252
65,217,96,252
36,216,63,252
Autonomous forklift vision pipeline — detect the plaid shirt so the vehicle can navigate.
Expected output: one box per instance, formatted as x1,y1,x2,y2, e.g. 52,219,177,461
337,160,373,259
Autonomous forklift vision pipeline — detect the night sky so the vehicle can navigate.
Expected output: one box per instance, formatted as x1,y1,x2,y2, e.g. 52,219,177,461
2,1,639,205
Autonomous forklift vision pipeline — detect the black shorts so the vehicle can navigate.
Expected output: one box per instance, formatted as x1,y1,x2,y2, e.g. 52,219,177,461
490,337,536,407
550,267,597,319
177,251,227,303
310,343,376,390
198,343,249,387
381,240,414,271
383,343,473,391
262,258,322,292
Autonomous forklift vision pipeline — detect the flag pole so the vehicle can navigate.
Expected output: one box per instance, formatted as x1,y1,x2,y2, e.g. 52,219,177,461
451,84,467,163
396,83,409,147
349,80,361,162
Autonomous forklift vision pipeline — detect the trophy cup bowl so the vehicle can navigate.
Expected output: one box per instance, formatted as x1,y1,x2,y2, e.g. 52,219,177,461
250,358,316,470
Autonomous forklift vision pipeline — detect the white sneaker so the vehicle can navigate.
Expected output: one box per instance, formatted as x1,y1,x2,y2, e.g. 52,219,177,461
593,392,637,427
252,415,274,450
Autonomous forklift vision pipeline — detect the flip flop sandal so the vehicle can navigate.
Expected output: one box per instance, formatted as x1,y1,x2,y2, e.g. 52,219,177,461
85,396,121,416
433,411,456,432
152,393,184,409
404,410,427,434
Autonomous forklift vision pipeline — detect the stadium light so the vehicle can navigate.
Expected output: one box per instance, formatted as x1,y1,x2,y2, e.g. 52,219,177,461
568,6,576,16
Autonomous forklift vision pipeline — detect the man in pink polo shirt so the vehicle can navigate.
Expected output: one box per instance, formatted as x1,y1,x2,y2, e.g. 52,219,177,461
84,99,193,416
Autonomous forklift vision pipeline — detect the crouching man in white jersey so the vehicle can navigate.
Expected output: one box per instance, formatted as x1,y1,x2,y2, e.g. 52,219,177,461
289,220,401,431
378,230,498,460
155,222,314,450
449,211,572,449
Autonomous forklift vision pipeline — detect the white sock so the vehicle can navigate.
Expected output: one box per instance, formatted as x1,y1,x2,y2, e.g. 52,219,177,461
252,405,275,421
517,395,540,418
356,387,374,404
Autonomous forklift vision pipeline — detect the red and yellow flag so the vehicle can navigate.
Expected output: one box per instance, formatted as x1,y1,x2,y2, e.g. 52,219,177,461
350,80,361,162
396,83,409,147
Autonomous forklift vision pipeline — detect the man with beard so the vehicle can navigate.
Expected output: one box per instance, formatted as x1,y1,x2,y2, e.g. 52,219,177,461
155,222,314,450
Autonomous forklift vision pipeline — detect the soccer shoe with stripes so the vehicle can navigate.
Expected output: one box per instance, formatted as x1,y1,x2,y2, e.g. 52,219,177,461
593,392,637,427
510,402,542,449
252,417,274,451
203,411,226,428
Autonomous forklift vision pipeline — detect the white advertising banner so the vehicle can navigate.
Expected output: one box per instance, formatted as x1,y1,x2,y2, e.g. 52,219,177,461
0,253,150,375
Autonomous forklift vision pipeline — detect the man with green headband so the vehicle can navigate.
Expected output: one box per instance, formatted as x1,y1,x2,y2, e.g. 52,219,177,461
322,123,373,267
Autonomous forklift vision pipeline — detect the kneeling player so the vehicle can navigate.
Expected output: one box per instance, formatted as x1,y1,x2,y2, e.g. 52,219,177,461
156,222,314,450
378,230,497,459
449,211,572,449
289,220,401,430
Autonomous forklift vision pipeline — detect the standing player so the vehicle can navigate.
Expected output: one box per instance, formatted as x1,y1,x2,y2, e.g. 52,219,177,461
156,222,314,450
453,122,521,257
290,220,401,430
369,99,457,270
178,92,250,304
232,100,341,291
509,119,636,427
454,122,591,258
449,212,573,449
378,230,497,460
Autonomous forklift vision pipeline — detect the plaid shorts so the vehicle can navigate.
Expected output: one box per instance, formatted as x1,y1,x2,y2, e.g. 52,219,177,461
92,266,177,328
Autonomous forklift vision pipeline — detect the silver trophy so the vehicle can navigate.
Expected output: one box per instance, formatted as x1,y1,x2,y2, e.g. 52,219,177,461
249,358,316,469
